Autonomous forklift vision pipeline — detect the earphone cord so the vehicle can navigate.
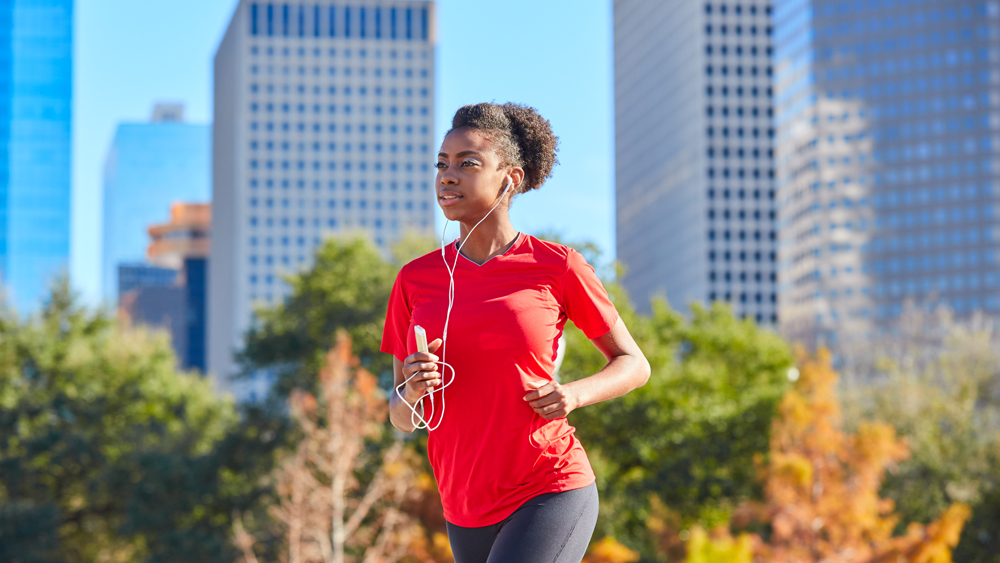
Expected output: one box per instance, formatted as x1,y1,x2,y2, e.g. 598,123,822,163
394,179,514,430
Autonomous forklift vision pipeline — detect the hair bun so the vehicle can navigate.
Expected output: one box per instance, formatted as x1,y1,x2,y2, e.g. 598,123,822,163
448,102,559,194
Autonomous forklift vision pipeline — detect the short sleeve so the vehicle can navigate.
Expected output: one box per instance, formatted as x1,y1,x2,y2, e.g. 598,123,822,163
380,269,411,362
561,249,620,339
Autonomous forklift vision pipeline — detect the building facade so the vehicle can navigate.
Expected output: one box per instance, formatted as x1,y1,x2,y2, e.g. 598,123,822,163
773,0,1000,351
102,103,210,303
118,203,210,373
614,0,778,324
0,0,72,314
210,0,436,399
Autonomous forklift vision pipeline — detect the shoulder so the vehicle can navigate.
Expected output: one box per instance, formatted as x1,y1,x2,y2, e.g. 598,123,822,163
396,246,446,280
520,234,579,270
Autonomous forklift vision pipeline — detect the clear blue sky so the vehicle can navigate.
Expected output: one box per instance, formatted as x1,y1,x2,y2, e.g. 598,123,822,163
71,0,615,307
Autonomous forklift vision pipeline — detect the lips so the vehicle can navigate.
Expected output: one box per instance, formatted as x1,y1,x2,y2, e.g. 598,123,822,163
438,192,463,206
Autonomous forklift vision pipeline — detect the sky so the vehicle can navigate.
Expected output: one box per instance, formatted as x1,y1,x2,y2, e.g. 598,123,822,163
71,0,615,307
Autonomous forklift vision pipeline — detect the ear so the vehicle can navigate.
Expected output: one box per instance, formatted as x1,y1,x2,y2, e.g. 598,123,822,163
508,167,526,193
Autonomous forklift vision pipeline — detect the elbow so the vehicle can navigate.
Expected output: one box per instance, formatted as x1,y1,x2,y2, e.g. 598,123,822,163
634,354,651,389
391,419,416,434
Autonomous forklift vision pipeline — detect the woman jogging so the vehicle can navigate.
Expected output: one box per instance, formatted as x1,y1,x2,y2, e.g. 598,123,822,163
380,102,650,563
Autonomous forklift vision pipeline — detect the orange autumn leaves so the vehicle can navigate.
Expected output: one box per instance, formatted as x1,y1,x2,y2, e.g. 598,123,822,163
676,346,970,563
235,332,453,563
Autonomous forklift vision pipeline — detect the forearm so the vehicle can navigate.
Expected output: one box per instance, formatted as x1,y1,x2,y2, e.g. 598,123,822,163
564,353,650,409
389,391,423,433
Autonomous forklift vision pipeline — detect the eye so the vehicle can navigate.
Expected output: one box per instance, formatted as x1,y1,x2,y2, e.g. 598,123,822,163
435,161,446,169
461,159,479,167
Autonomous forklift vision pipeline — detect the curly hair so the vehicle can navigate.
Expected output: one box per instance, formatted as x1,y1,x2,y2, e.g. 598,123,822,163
447,102,559,196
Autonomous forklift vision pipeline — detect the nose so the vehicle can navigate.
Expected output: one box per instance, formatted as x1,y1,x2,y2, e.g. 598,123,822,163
439,167,458,186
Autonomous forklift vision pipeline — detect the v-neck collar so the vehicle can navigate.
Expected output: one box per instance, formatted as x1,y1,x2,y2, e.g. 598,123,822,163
451,232,524,268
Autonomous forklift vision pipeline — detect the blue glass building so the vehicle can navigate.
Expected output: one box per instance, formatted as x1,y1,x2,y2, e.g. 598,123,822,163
102,104,210,302
773,0,1000,350
0,0,72,314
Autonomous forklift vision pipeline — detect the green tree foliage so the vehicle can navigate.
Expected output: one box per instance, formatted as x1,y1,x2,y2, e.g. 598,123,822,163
555,277,792,559
238,232,436,399
0,279,287,563
840,303,1000,562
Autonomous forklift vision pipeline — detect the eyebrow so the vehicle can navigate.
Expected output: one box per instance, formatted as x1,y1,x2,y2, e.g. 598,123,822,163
437,151,483,158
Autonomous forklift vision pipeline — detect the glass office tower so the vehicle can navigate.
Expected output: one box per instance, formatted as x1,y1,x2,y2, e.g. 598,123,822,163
774,0,1000,351
102,104,210,303
615,0,779,323
0,0,72,314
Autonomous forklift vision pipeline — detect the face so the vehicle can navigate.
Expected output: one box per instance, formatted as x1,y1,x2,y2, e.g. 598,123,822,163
435,128,517,223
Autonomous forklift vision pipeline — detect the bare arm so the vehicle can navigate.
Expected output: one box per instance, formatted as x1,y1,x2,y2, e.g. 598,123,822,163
524,317,650,419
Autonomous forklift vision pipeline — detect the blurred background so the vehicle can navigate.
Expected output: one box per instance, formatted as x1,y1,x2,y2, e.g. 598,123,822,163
1,0,999,562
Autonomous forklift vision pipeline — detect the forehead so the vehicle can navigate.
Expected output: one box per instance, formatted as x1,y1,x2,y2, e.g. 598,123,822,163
439,127,497,157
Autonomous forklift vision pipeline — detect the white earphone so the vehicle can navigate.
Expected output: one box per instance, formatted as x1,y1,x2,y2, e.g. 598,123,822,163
394,177,514,430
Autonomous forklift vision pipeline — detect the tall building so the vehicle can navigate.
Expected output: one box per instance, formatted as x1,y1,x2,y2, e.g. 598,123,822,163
773,0,1000,352
0,0,72,314
102,103,210,303
614,0,778,324
210,0,436,399
119,203,210,372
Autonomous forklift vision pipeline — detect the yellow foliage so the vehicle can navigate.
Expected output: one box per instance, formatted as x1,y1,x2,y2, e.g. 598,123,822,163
770,452,813,491
683,527,753,563
581,536,640,563
681,346,971,563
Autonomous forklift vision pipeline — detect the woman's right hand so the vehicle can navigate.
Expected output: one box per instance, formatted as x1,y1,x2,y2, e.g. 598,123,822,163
401,338,443,404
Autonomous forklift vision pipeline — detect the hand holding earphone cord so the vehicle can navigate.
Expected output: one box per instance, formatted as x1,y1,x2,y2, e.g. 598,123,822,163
394,178,514,431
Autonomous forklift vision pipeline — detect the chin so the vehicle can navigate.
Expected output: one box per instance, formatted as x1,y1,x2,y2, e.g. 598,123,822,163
439,207,464,222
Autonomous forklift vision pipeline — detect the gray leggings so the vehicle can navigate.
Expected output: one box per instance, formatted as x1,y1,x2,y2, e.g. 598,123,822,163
445,482,599,563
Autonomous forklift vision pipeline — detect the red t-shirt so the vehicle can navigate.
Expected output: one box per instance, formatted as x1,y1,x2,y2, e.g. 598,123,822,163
380,233,620,527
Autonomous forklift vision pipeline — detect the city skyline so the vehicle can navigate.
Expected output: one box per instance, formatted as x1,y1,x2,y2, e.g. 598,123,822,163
69,0,614,312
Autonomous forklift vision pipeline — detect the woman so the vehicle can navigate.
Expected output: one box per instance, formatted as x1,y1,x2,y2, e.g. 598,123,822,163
380,102,650,563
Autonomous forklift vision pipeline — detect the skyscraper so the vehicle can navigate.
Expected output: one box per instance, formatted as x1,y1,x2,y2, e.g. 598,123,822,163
102,103,210,303
119,203,210,373
614,0,778,324
210,0,436,399
0,0,72,314
773,0,1000,351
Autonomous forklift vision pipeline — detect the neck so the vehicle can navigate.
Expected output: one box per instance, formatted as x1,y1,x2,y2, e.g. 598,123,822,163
455,212,519,265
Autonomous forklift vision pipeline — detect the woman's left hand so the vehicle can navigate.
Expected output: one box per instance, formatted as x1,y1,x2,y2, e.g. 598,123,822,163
523,380,579,420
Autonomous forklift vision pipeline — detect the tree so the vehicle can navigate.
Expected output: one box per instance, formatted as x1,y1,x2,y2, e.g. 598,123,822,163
236,333,451,563
238,232,438,401
560,290,793,559
0,279,286,563
686,346,971,562
838,302,1000,562
237,235,397,399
